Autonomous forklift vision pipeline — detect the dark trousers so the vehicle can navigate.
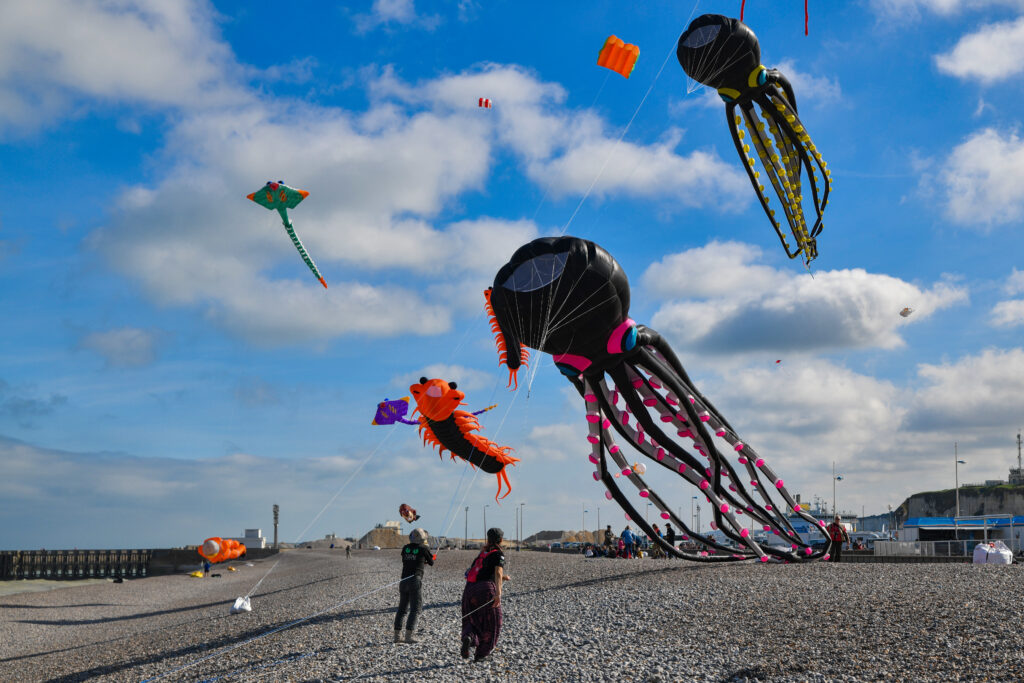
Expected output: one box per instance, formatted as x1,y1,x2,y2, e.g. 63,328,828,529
829,540,844,562
394,577,423,631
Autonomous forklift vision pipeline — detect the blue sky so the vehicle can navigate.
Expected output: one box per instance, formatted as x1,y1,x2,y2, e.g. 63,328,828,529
2,0,1024,550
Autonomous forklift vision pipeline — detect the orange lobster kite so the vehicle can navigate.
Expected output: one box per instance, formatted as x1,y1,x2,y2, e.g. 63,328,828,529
408,378,519,500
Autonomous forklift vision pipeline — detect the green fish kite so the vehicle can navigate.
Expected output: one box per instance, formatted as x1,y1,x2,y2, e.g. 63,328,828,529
247,181,327,289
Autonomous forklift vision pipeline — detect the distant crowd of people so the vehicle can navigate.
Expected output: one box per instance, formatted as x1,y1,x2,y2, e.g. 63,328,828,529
580,523,689,559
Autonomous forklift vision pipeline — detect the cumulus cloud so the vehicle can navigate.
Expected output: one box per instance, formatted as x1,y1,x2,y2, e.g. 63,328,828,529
1004,268,1024,295
774,60,842,106
991,299,1024,327
906,348,1024,430
89,61,756,345
644,241,968,354
935,17,1024,84
0,0,247,133
937,128,1024,226
394,364,496,392
353,0,441,33
871,0,1024,19
79,327,163,368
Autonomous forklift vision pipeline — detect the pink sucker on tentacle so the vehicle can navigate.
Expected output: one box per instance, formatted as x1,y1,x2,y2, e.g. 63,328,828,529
621,468,632,476
775,480,784,489
746,506,753,512
760,556,769,563
667,395,679,405
625,513,631,520
676,413,688,423
621,412,630,425
750,481,758,488
716,429,726,437
639,489,650,498
660,511,670,519
678,428,694,440
632,378,644,389
805,548,813,555
586,414,600,423
678,463,687,473
643,397,657,407
755,458,764,467
605,491,613,500
791,544,798,550
660,414,673,423
592,471,600,481
584,393,598,402
588,454,599,464
709,521,718,530
705,467,712,477
699,480,709,490
611,390,619,404
765,504,773,511
763,525,771,531
699,411,710,422
729,485,737,492
720,503,729,513
656,447,665,461
738,457,748,464
587,435,600,444
649,379,662,389
734,443,745,452
823,554,831,561
609,444,620,454
602,418,612,430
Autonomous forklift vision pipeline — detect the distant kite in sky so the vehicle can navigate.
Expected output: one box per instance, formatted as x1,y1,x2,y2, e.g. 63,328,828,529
247,181,328,288
373,397,416,425
376,378,513,499
677,15,831,264
399,503,420,523
478,98,492,108
597,35,639,78
899,307,913,318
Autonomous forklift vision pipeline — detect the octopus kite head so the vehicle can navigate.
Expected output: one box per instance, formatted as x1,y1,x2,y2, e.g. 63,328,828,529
409,377,464,421
486,236,635,381
677,14,762,99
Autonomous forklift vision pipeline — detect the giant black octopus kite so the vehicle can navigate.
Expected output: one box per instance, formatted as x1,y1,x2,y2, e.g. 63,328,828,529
485,236,829,562
677,14,831,264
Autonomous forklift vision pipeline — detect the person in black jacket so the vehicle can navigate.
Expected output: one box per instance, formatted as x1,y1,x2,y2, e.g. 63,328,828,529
664,522,677,559
394,528,434,644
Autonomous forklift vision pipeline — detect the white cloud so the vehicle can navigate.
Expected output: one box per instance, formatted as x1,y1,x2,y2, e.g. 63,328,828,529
991,299,1024,327
0,0,247,133
907,348,1024,429
394,364,496,392
774,60,842,106
938,128,1024,226
1004,268,1024,295
935,17,1024,84
645,241,968,354
89,62,757,345
353,0,441,33
871,0,1024,19
79,327,163,368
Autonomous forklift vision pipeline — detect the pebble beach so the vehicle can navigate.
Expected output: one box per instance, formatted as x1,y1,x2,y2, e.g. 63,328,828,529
2,549,1024,682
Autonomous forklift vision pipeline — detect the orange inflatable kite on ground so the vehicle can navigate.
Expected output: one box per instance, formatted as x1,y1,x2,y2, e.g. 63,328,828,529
597,35,639,78
198,537,246,563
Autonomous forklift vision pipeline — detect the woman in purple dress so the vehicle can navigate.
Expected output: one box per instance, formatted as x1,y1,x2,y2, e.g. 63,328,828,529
460,527,510,661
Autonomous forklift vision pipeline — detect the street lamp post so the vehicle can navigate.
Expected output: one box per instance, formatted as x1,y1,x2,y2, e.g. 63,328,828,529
483,504,490,539
955,442,966,518
464,506,469,549
515,503,520,551
520,503,525,549
832,461,843,518
695,503,701,534
645,501,651,525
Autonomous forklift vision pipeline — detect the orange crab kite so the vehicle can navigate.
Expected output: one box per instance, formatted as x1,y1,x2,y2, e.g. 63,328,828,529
407,377,519,500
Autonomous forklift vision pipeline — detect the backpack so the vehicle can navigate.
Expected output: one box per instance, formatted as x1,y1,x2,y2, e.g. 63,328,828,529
465,549,500,582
